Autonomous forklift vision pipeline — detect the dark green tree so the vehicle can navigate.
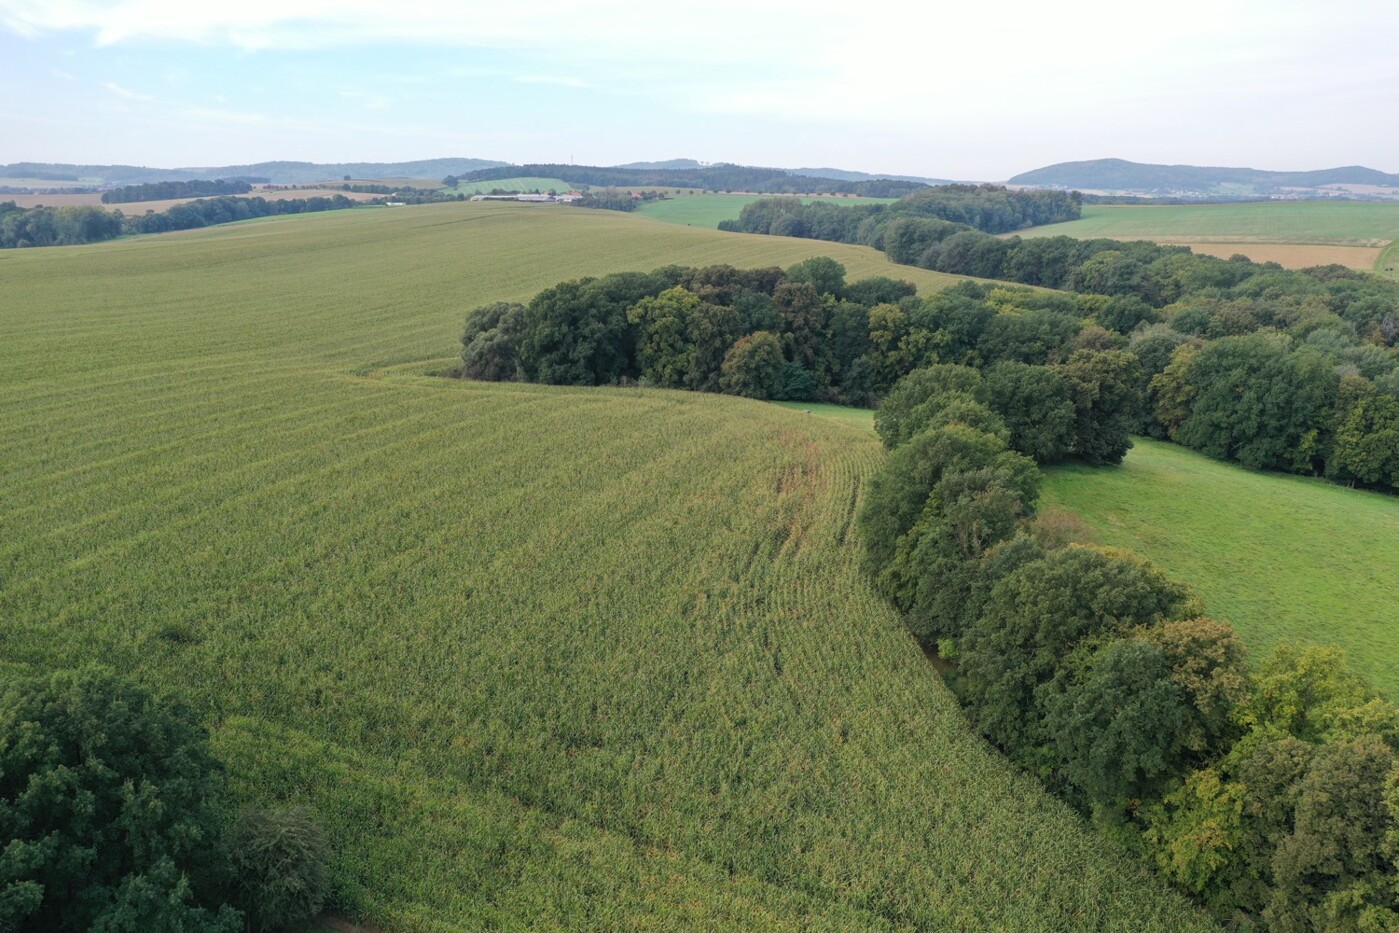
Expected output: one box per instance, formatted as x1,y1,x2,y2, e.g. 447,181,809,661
461,302,525,381
873,364,984,448
983,362,1077,462
0,668,241,932
1056,349,1144,465
719,331,785,399
958,547,1194,761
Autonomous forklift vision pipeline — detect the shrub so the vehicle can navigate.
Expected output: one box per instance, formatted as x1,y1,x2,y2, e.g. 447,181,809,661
229,806,331,933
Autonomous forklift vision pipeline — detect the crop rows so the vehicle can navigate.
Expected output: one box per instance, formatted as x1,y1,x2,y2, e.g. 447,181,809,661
0,203,1210,929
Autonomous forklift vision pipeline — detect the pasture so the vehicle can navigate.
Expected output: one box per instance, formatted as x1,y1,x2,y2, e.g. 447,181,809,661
1041,438,1399,699
446,176,576,195
0,202,1209,930
1017,201,1399,270
638,192,896,228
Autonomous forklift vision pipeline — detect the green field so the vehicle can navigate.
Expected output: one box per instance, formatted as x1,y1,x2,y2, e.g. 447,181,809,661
0,202,1210,929
448,176,576,195
1041,438,1399,699
1019,201,1399,245
772,400,878,431
637,193,896,228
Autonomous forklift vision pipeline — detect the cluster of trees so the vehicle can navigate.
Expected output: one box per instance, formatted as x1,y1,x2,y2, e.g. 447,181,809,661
576,190,663,212
101,179,253,203
472,250,1399,491
719,184,1082,240
129,195,360,234
0,201,123,248
0,195,360,248
0,667,330,931
462,259,931,402
732,188,1399,491
860,363,1399,929
460,163,927,198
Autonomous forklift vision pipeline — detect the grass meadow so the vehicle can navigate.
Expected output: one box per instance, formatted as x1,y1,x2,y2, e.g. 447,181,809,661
1042,438,1399,699
443,176,577,195
637,193,896,228
0,202,1210,930
1016,201,1399,270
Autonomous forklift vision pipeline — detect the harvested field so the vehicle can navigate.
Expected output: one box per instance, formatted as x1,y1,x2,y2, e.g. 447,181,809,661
1150,238,1385,269
4,187,381,212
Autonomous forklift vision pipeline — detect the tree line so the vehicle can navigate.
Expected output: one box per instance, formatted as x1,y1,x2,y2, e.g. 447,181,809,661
719,184,1083,238
0,667,330,931
0,195,360,248
461,259,931,403
860,360,1399,930
100,179,254,203
462,257,1399,494
460,163,927,198
726,190,1399,492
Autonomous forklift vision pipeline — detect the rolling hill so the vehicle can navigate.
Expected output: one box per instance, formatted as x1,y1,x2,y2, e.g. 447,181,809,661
1010,157,1399,196
0,202,1211,930
0,157,511,186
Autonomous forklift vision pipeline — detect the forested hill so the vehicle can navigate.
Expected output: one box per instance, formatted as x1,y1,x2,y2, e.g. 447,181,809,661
1,158,510,186
7,158,943,194
463,163,928,197
1010,158,1399,194
613,159,953,186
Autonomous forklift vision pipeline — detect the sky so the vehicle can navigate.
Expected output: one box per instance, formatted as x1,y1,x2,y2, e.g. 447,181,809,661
1,0,1397,180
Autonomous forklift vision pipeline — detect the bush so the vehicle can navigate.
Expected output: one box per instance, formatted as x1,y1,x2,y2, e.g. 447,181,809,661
230,806,330,933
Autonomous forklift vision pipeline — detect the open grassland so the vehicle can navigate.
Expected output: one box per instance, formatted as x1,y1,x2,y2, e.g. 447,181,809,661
1041,438,1399,699
638,193,897,228
0,202,1210,930
1017,201,1399,270
446,176,575,195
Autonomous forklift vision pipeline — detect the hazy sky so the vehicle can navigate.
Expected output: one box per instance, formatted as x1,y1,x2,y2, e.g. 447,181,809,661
2,0,1396,179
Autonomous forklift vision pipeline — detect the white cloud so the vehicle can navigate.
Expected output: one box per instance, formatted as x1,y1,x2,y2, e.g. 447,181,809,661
516,75,588,89
4,0,1397,176
102,80,153,101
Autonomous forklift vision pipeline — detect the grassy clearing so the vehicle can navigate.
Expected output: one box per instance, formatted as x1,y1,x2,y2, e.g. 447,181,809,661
771,400,877,431
1017,201,1399,270
1041,438,1399,699
637,193,896,228
1378,238,1399,279
447,176,575,195
0,203,1209,929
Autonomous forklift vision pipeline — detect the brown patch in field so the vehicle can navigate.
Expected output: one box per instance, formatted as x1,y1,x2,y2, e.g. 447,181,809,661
1154,239,1386,270
5,188,380,212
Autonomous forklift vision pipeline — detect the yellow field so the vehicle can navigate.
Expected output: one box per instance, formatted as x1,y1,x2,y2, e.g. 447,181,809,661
1150,238,1385,269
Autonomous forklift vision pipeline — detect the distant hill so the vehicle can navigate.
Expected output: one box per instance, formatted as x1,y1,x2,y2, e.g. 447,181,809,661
789,166,954,185
466,163,928,198
613,159,707,171
613,159,954,186
1010,158,1399,196
1,158,510,186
